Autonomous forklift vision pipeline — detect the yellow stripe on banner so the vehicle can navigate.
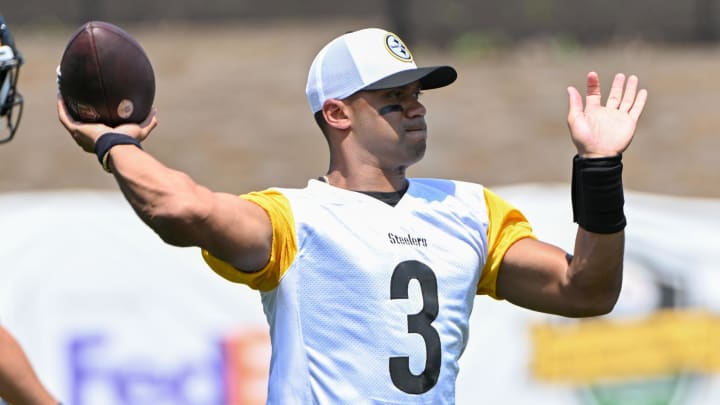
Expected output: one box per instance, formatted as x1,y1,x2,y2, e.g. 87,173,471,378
530,309,720,384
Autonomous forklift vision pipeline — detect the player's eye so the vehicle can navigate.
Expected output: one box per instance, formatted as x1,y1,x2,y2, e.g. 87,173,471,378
386,90,403,101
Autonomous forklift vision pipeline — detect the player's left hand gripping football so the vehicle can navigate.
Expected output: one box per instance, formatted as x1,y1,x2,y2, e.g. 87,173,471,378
567,72,648,158
57,94,158,153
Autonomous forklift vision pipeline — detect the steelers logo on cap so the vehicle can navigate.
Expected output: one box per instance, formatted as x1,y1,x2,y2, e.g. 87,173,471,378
384,33,413,62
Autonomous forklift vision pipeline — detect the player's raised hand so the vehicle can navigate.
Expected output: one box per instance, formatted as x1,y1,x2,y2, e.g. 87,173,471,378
57,95,158,153
566,72,647,158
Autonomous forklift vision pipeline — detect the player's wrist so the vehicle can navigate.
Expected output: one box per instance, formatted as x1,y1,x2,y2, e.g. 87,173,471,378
577,151,620,159
94,132,142,173
571,154,626,234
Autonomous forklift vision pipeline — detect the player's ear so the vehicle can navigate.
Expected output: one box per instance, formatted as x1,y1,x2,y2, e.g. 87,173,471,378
322,99,351,131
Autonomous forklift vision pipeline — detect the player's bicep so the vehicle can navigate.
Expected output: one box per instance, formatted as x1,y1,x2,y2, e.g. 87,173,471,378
199,192,273,272
496,237,572,314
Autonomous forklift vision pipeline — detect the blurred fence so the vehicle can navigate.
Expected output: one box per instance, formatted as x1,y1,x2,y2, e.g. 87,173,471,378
3,0,720,46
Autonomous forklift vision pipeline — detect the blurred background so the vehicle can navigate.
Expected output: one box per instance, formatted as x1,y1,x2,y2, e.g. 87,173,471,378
1,0,719,195
1,1,719,404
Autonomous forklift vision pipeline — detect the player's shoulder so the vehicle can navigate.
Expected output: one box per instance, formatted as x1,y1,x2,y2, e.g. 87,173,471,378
269,179,325,199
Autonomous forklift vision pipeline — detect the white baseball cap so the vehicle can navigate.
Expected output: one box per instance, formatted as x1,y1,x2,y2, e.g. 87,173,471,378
305,28,457,113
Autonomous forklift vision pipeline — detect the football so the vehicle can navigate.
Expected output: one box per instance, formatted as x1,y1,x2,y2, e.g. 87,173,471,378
58,21,155,127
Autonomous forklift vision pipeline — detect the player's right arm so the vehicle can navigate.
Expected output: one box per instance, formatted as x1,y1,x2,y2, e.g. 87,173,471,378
57,97,272,272
0,326,58,405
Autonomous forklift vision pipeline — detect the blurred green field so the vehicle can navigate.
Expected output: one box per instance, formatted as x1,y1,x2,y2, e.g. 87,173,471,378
2,19,719,197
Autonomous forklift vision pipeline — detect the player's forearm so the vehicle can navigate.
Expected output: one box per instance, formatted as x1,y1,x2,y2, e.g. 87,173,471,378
561,152,626,316
107,145,214,247
0,330,57,405
563,228,624,316
0,375,57,405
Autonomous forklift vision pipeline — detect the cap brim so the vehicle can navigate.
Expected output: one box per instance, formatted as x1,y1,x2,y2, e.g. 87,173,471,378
362,65,457,91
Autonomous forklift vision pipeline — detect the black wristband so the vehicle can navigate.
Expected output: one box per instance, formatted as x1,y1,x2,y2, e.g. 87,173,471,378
571,154,626,234
94,132,142,173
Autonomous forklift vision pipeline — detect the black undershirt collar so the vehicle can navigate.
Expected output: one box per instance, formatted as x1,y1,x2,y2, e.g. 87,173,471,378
316,176,408,207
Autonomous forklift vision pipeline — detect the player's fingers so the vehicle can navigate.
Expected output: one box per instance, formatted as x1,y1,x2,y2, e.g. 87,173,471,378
566,86,584,124
57,103,94,152
116,108,157,141
584,71,602,109
628,88,648,122
57,94,114,152
141,108,158,129
56,95,76,131
618,75,638,113
138,109,158,140
605,73,626,109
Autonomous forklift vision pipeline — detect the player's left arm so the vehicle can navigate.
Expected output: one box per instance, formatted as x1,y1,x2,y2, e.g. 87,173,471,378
496,72,647,318
497,232,623,317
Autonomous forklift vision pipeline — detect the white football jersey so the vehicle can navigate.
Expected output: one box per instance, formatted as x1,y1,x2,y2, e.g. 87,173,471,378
203,178,534,404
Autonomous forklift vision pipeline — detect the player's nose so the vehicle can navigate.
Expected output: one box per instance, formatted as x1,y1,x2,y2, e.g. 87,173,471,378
404,98,426,118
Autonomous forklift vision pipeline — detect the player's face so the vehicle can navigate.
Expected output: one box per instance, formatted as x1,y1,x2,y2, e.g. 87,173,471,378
346,82,427,169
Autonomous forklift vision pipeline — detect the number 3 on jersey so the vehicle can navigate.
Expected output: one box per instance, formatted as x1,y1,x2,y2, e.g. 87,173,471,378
389,260,441,394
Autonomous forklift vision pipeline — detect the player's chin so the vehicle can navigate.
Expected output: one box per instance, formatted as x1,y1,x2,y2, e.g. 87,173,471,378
408,138,427,163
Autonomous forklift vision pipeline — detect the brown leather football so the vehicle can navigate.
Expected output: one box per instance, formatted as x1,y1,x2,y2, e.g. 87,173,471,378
59,21,155,126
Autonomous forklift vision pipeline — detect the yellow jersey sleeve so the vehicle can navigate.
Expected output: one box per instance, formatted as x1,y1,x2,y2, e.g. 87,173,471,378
201,189,297,292
477,188,536,299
